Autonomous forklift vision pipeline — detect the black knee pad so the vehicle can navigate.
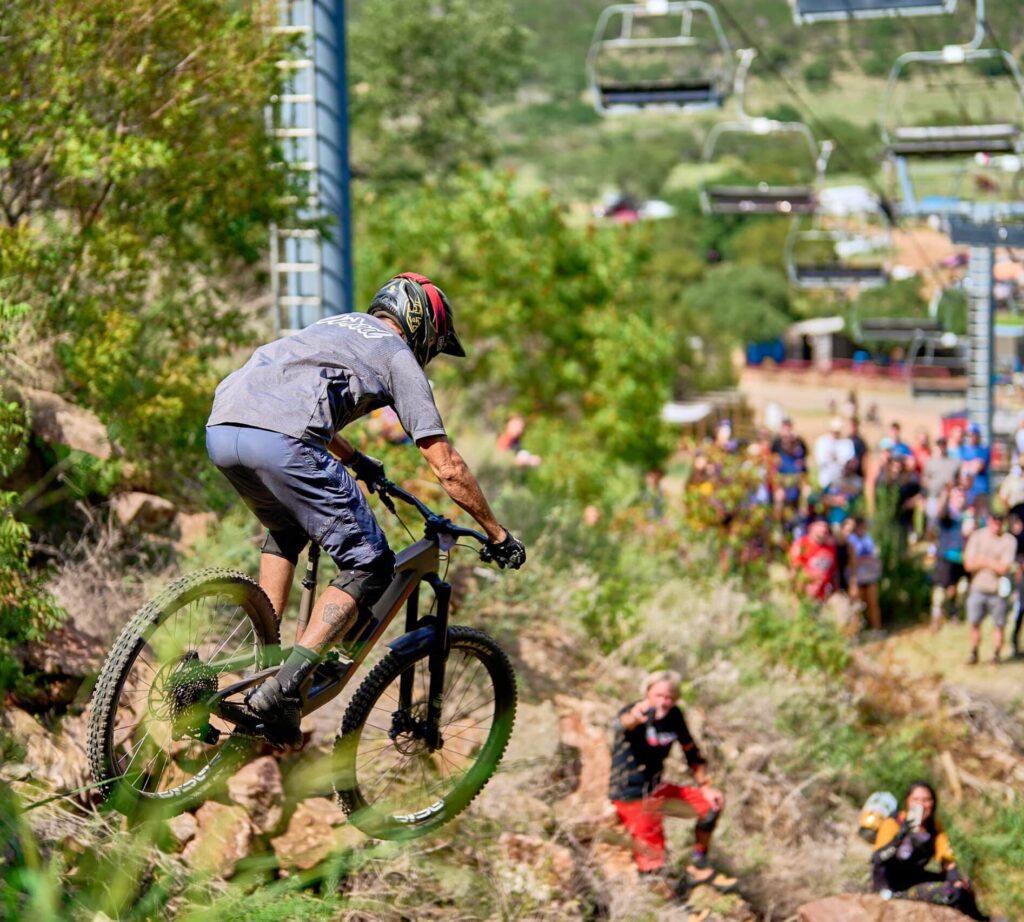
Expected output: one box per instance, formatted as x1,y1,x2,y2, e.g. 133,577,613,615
261,529,308,566
330,553,395,609
696,808,720,833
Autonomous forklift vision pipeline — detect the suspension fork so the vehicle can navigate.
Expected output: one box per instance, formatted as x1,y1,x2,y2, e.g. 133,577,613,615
395,575,451,750
424,574,451,750
397,584,419,716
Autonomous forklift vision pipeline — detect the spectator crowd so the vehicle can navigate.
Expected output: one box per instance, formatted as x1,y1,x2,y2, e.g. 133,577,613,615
674,408,1024,662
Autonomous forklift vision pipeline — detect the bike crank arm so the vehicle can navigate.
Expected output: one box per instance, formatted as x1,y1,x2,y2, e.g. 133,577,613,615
207,666,278,709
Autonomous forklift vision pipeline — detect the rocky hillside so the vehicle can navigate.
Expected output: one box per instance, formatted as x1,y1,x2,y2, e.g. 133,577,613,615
4,512,1022,920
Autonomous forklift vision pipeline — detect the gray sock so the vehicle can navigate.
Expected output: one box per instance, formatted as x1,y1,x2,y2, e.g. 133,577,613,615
276,644,320,697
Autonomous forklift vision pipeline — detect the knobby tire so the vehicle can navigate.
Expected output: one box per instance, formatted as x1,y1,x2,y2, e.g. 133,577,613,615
334,626,517,840
88,568,278,817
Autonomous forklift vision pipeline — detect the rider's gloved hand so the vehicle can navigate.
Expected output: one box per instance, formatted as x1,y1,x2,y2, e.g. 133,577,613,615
348,451,385,488
487,528,526,570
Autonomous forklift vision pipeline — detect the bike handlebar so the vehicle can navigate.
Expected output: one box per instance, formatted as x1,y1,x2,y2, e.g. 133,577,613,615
372,477,490,547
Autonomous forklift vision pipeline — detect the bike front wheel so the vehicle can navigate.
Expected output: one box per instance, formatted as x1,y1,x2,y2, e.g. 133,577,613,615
88,568,279,816
333,626,516,839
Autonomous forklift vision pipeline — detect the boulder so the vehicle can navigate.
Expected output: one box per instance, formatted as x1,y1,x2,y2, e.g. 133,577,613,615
799,895,971,922
226,756,284,835
21,387,113,460
1,708,89,793
12,622,106,710
181,801,252,879
173,511,217,552
111,492,177,530
270,797,354,872
16,622,105,679
167,812,199,848
498,832,575,891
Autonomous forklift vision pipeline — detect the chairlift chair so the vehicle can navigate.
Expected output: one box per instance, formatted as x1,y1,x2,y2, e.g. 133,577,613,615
792,0,957,25
586,1,733,115
785,223,892,289
700,50,824,215
700,118,823,215
881,16,1024,158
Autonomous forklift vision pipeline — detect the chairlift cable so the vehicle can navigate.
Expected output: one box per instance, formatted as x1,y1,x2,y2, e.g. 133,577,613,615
712,2,950,289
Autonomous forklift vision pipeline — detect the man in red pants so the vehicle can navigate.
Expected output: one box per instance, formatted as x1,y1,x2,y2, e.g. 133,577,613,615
609,670,737,900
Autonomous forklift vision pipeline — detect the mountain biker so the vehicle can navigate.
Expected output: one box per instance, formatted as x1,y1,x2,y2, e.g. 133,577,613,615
205,272,526,745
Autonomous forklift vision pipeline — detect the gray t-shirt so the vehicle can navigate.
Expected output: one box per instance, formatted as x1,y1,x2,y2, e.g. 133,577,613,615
922,454,961,497
208,313,446,445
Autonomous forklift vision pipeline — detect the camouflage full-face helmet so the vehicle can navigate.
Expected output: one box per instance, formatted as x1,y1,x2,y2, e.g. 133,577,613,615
367,272,466,367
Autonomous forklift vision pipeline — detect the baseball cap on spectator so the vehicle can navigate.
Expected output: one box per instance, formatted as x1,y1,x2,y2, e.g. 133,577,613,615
829,417,843,432
967,422,982,435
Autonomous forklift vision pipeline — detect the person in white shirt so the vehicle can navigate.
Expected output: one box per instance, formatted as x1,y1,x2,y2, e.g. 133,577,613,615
814,417,855,491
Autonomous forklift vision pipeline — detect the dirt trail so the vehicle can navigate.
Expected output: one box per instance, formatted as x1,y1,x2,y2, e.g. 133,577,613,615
738,368,962,443
871,621,1024,725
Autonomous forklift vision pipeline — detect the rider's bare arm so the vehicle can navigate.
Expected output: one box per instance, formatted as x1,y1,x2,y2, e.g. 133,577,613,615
417,435,506,543
328,434,357,462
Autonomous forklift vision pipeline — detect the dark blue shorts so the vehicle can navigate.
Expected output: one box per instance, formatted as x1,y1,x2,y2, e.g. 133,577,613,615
206,425,390,570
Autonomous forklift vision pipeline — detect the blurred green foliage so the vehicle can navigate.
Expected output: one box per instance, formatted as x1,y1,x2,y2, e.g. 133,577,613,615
356,169,678,490
349,0,528,182
0,0,299,491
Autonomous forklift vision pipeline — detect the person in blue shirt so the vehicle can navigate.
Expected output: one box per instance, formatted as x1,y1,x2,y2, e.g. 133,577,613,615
959,424,990,504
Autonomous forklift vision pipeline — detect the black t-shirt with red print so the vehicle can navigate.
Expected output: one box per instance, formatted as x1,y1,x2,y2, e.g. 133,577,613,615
609,704,706,802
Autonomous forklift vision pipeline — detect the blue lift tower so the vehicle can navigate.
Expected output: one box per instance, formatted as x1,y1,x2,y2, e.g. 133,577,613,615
270,0,353,333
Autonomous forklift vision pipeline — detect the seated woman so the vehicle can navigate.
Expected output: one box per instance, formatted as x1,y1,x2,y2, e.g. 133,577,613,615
872,781,988,920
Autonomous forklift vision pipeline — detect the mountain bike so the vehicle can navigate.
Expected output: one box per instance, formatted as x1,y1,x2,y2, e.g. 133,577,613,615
87,478,517,840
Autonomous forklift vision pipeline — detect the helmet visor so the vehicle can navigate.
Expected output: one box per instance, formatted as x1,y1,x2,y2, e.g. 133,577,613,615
440,328,466,358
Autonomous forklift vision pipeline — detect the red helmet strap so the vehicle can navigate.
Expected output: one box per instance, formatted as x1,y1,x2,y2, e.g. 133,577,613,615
397,272,448,341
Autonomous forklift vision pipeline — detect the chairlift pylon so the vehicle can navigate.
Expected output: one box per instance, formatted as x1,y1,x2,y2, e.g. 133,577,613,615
586,1,734,115
791,0,957,26
700,50,823,215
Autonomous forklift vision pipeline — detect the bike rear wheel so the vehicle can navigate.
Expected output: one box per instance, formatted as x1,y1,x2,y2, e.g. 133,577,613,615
333,626,516,840
88,568,278,816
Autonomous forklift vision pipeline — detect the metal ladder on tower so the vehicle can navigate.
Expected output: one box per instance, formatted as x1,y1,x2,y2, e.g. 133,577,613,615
270,0,323,334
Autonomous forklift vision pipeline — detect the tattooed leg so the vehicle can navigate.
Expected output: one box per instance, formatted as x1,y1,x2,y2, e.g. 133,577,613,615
298,586,360,653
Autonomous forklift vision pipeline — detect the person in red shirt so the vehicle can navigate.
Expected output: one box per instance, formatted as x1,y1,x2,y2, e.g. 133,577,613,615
911,427,932,475
789,516,839,601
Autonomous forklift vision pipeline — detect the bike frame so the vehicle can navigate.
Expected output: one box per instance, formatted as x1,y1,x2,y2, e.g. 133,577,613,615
211,521,455,750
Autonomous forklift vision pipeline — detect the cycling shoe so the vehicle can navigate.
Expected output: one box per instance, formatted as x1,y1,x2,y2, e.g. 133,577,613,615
246,677,303,748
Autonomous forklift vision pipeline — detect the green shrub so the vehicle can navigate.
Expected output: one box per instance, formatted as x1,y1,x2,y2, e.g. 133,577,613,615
743,599,851,676
803,57,833,88
0,390,65,695
949,798,1024,918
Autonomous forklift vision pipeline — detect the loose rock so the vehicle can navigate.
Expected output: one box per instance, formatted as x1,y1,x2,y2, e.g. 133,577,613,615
182,802,252,879
270,798,349,872
799,895,970,922
227,756,284,834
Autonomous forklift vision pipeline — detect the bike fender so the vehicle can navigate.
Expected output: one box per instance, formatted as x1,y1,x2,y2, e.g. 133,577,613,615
387,625,441,660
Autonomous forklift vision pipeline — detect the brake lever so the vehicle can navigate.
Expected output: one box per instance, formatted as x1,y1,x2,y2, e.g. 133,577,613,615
374,480,397,516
